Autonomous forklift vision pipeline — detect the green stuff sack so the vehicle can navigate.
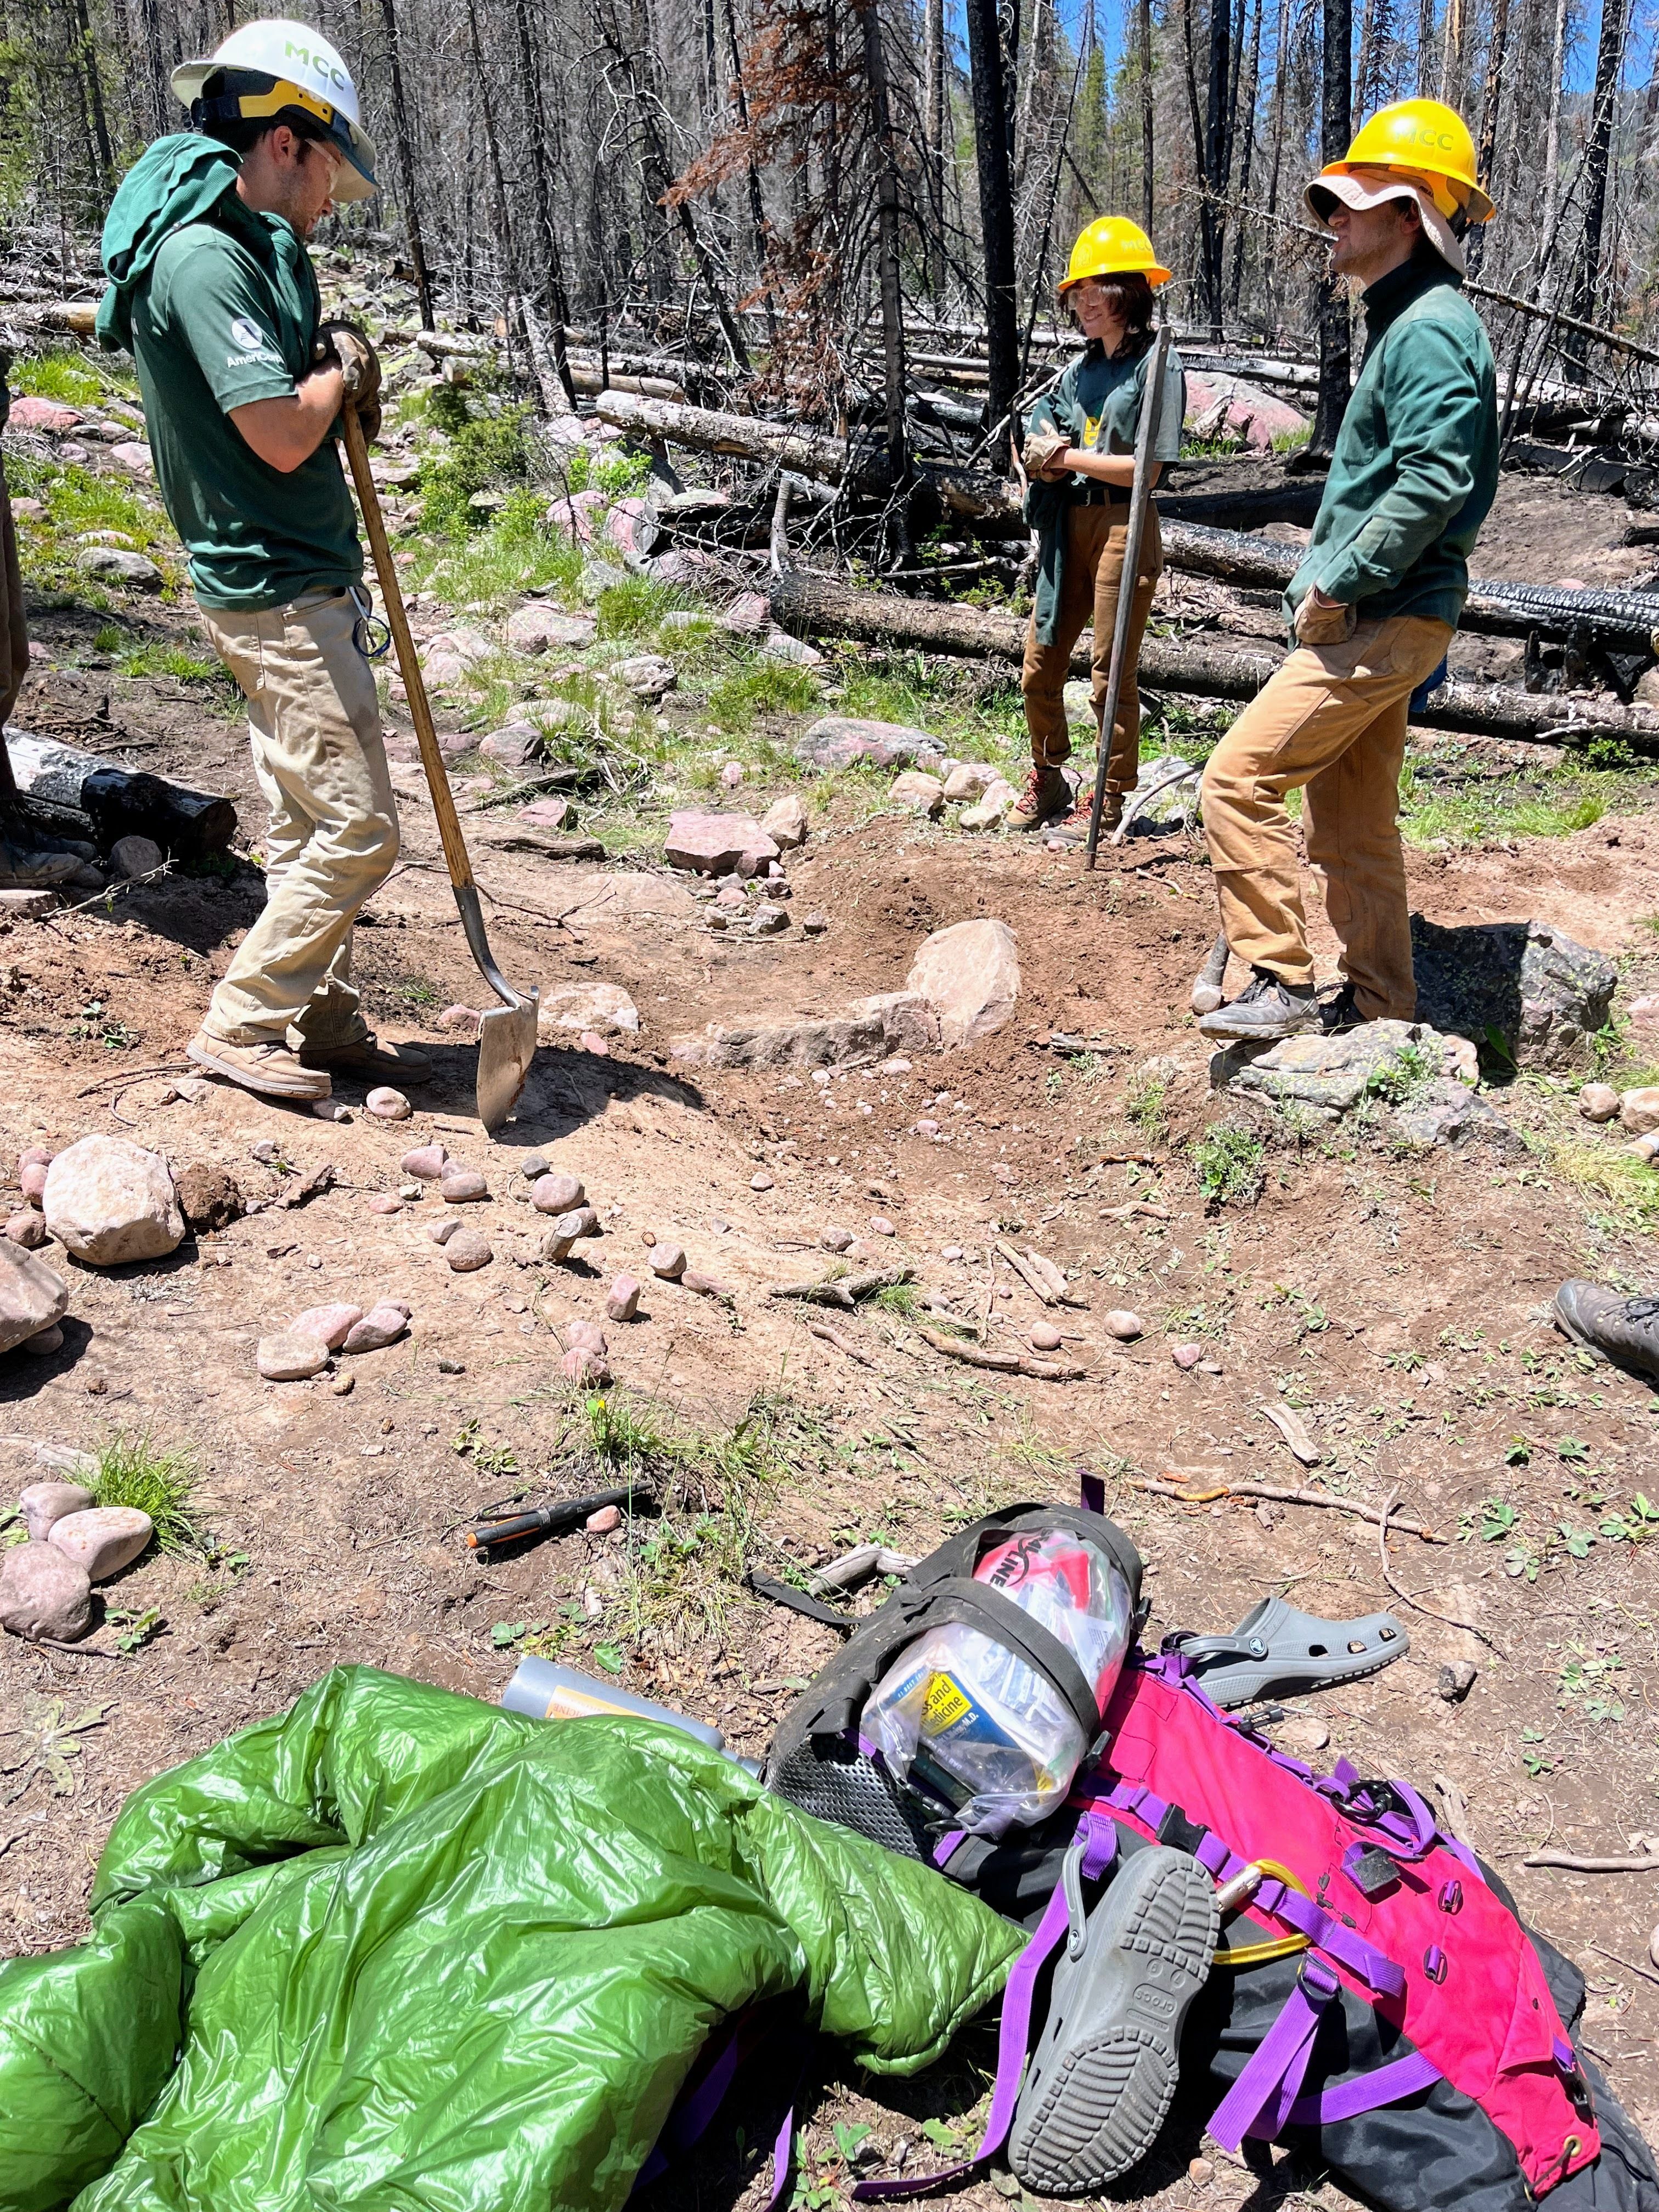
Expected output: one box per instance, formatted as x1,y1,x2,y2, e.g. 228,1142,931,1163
0,1667,1023,2212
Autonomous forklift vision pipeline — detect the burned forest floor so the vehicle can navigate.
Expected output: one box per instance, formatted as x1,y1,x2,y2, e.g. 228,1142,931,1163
4,334,1659,2212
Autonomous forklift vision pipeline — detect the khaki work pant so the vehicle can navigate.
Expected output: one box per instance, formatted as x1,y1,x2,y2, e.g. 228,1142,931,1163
1022,503,1162,791
200,590,399,1049
1200,612,1453,1022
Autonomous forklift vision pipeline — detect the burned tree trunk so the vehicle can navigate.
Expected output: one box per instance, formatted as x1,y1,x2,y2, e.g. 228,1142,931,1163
856,0,911,498
1568,0,1633,368
377,0,436,332
512,0,578,407
965,0,1020,461
1309,0,1353,456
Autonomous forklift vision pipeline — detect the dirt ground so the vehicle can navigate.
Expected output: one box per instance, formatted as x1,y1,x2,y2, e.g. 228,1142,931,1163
5,464,1659,2212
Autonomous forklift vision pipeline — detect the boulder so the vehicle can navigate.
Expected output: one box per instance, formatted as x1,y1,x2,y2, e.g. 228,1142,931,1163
11,395,81,434
1182,370,1310,453
257,1330,331,1381
343,1301,411,1352
47,1505,153,1581
1393,1080,1524,1155
174,1161,244,1232
1220,1020,1476,1117
906,919,1022,1047
663,811,780,877
796,718,944,774
942,763,1003,804
43,1136,184,1266
890,770,945,818
0,1245,64,1368
290,1301,364,1351
1409,915,1616,1070
761,794,809,849
506,603,596,653
479,723,545,767
0,1543,92,1642
110,833,164,878
20,1481,94,1542
76,546,161,589
538,982,641,1039
674,991,939,1071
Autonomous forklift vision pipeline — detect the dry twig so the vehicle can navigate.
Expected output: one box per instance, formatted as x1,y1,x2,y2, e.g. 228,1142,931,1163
916,1325,1084,1380
768,1265,910,1309
805,1319,875,1367
1524,1846,1659,1872
1378,1487,1503,1653
1134,1475,1446,1541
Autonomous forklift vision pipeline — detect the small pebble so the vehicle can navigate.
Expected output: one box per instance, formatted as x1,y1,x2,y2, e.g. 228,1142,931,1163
580,1030,610,1056
437,1356,466,1374
22,1324,64,1358
641,1228,657,1246
1103,1309,1144,1341
709,1216,730,1234
368,1194,403,1215
751,1171,775,1192
940,1245,964,1261
331,1372,356,1396
445,1229,494,1272
365,1086,412,1121
1198,1358,1223,1375
606,1273,641,1322
586,1503,622,1533
821,1226,855,1252
5,1209,46,1248
561,1345,611,1386
429,1216,462,1245
1438,1660,1479,1703
441,1168,489,1203
567,1318,608,1355
1029,1321,1064,1352
720,761,744,787
1274,1714,1330,1754
869,1215,896,1237
311,1098,352,1122
533,1172,585,1214
651,1242,687,1279
1188,2159,1215,2188
437,1005,480,1036
803,912,828,935
401,1143,448,1179
1171,1341,1203,1369
519,1153,550,1180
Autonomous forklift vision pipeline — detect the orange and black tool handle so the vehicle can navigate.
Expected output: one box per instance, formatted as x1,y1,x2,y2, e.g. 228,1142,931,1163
465,1485,646,1551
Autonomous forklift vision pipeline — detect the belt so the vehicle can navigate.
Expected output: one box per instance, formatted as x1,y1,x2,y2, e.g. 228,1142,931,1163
1075,483,1129,506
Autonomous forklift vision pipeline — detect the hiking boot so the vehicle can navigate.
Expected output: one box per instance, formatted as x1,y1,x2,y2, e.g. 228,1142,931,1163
1197,967,1321,1042
188,1031,332,1101
0,832,80,890
1049,788,1122,843
1553,1280,1659,1382
299,1033,433,1084
1319,983,1364,1032
1008,764,1071,832
1008,1844,1219,2193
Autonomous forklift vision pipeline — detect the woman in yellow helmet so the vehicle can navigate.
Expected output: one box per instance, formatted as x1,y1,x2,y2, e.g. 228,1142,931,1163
1009,216,1186,836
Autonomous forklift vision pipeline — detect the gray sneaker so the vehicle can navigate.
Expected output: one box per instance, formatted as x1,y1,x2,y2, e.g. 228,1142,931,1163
1553,1280,1659,1382
1197,967,1320,1042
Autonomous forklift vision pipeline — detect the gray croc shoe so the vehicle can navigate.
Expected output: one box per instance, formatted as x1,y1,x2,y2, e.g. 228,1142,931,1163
1166,1596,1408,1708
1007,1846,1218,2195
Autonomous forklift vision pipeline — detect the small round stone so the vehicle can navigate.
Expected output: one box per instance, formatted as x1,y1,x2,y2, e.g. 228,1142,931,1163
751,1171,775,1192
650,1242,687,1279
869,1215,896,1237
400,1143,448,1179
519,1153,551,1180
1029,1321,1064,1352
1171,1340,1203,1369
821,1226,855,1253
441,1169,489,1203
365,1087,412,1120
445,1228,493,1272
368,1194,403,1215
533,1172,585,1214
1103,1310,1144,1341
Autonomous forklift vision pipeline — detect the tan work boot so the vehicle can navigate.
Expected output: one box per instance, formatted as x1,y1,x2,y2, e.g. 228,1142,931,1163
188,1030,332,1101
1051,788,1123,842
1008,764,1071,832
299,1033,433,1084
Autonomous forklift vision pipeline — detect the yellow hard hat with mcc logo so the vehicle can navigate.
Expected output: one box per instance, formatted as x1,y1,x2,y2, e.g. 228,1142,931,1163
1318,98,1495,223
1059,216,1172,295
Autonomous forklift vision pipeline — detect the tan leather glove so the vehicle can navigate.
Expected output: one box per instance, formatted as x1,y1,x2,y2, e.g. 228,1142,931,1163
1023,427,1073,481
317,318,381,405
1293,591,1356,646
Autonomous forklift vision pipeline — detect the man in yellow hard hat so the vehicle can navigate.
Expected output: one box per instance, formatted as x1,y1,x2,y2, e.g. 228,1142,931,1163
1010,217,1186,836
1197,100,1498,1041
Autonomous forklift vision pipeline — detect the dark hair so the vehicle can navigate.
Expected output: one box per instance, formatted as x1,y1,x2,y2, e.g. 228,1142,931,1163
197,70,335,161
1073,270,1156,356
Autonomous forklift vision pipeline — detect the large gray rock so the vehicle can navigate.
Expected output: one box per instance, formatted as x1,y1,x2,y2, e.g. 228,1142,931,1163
0,1238,70,1352
1410,914,1616,1069
48,1505,153,1582
1222,1020,1449,1113
906,919,1021,1047
663,812,780,877
76,546,161,589
1394,1079,1525,1156
505,603,596,653
0,1543,92,1641
797,718,945,774
43,1136,184,1266
674,991,939,1071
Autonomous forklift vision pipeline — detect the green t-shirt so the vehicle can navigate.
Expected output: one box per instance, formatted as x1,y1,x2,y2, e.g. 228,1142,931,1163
128,201,361,611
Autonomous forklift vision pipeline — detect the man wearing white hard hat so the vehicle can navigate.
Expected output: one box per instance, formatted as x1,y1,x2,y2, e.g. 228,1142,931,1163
1197,100,1499,1043
97,19,427,1104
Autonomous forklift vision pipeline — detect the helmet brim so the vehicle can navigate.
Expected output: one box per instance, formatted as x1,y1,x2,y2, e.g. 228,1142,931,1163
1305,170,1468,275
1059,263,1172,295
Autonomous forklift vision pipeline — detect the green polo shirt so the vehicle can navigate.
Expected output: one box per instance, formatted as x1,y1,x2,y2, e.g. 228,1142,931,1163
1288,246,1498,630
128,198,362,611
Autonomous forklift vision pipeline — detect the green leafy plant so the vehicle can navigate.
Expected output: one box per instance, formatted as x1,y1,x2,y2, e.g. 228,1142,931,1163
1190,1122,1264,1207
107,1605,163,1655
1124,1065,1172,1142
1364,1041,1435,1104
1519,1726,1553,1776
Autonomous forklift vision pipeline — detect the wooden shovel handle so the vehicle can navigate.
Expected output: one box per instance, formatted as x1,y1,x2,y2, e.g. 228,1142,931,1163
340,402,476,894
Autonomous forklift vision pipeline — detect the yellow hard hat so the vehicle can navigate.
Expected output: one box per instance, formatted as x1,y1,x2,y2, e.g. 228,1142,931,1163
1319,99,1494,223
1059,216,1172,295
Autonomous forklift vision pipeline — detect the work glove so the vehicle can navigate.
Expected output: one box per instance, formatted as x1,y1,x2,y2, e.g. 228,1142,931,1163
1293,590,1356,647
1023,426,1073,481
315,320,382,443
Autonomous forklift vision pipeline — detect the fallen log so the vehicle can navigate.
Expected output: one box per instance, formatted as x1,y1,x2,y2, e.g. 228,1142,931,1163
1161,520,1659,649
915,1324,1086,1380
767,571,1659,752
3,729,238,857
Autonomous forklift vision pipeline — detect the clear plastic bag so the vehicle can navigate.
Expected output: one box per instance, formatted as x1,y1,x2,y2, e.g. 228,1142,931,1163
862,1528,1135,1837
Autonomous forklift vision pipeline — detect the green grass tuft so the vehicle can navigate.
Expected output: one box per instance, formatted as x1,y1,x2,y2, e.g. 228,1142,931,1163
14,350,108,410
704,656,819,732
595,574,683,640
91,1431,203,1556
1191,1122,1266,1206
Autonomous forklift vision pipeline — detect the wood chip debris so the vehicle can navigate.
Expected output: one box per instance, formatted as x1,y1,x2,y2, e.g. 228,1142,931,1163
1261,1403,1322,1466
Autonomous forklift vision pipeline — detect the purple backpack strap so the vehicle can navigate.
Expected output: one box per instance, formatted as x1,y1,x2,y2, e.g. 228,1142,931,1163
1078,1466,1107,1516
854,1812,1118,2200
1209,1959,1343,2150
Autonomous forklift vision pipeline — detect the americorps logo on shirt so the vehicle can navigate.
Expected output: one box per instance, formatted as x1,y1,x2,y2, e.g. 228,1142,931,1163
225,314,280,369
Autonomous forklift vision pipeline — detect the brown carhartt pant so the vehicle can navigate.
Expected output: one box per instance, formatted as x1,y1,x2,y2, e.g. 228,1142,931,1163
1200,611,1453,1021
1022,503,1162,792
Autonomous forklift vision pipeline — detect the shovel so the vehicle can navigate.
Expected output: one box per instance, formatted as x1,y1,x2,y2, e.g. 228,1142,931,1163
341,401,538,1131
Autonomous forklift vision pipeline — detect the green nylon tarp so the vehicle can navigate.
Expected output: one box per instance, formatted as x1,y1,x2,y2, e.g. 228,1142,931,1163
0,1666,1024,2212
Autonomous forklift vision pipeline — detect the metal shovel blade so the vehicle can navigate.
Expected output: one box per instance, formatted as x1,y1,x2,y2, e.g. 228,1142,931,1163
476,989,539,1133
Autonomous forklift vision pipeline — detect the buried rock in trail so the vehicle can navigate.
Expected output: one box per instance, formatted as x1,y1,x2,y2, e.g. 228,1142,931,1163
43,1137,184,1267
905,918,1022,1047
1409,914,1616,1069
